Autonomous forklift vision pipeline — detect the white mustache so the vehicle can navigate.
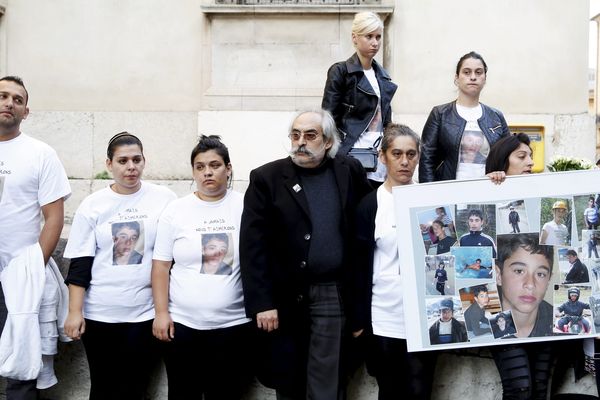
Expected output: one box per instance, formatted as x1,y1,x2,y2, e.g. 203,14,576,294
289,145,314,157
289,142,327,157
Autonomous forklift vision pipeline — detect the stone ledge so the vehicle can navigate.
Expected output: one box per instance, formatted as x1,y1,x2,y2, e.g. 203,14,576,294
201,4,394,14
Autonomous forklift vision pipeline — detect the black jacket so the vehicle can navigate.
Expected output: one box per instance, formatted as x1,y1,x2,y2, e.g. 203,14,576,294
240,156,371,327
419,100,510,182
322,53,397,155
429,318,468,345
564,259,589,284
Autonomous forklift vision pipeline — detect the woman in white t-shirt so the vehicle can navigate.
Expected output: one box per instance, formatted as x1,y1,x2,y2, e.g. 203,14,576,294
419,51,510,182
152,135,252,400
322,11,398,187
352,124,435,399
63,132,177,400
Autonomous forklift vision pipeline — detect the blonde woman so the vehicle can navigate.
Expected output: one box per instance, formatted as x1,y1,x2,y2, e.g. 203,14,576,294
322,11,397,187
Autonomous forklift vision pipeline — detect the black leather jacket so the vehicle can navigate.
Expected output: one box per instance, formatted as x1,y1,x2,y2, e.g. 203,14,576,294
322,53,397,155
419,101,510,182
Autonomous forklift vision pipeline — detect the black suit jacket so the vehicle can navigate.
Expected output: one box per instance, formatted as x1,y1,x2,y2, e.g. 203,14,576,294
240,155,371,328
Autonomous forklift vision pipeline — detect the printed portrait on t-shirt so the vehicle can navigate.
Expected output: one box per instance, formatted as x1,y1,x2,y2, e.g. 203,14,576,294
111,221,144,265
459,129,490,166
200,232,233,275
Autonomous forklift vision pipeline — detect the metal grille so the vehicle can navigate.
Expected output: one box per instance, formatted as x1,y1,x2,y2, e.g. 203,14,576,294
216,0,380,5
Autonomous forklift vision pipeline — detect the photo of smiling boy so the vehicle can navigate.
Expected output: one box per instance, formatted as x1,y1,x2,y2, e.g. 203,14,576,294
540,198,571,246
495,233,554,337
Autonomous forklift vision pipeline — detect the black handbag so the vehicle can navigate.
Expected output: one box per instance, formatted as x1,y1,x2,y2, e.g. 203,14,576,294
348,136,381,172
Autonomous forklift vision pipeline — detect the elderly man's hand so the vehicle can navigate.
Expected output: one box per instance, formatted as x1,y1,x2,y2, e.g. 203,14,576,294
256,309,279,332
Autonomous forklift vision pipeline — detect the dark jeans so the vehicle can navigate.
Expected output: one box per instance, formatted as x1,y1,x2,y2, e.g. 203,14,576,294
81,318,159,400
490,343,553,400
0,284,39,400
366,334,435,400
163,321,253,400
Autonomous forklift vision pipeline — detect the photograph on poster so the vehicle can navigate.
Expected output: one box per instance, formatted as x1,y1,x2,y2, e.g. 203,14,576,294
592,295,600,332
490,311,517,339
574,194,600,234
539,197,573,246
583,230,600,260
591,260,600,292
559,248,590,284
451,247,493,280
417,206,457,255
459,283,499,341
426,297,468,345
426,255,455,296
495,233,555,338
553,285,593,335
395,170,600,351
496,200,529,234
455,204,497,257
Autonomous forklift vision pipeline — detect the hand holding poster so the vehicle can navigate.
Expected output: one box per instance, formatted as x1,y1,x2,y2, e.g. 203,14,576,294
395,170,600,351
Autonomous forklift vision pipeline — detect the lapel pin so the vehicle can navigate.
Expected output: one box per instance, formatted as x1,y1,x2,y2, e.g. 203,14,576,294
293,184,302,192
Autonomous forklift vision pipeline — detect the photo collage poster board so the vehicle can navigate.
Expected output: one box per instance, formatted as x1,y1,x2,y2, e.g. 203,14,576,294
395,170,600,351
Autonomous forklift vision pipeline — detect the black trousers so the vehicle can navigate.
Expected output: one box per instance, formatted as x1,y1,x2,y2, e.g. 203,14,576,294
163,321,253,400
81,318,159,400
262,283,346,400
490,343,553,400
0,284,39,400
366,334,435,400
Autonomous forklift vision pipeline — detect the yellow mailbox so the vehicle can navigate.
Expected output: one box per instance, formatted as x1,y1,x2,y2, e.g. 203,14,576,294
508,125,545,173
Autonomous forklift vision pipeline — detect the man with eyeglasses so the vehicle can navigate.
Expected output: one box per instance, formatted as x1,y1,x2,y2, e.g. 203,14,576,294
240,109,371,400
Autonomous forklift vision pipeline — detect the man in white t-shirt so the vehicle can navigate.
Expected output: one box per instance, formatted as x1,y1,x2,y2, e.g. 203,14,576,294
0,76,71,399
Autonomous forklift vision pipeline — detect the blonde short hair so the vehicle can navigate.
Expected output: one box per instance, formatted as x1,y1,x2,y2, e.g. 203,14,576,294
351,12,383,36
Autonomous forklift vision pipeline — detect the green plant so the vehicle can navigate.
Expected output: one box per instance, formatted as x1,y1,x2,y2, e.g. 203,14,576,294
94,171,111,180
546,155,593,172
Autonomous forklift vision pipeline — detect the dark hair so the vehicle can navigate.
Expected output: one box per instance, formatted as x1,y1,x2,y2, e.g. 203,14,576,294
381,123,421,153
432,220,444,229
111,221,141,238
0,76,28,104
468,209,483,220
191,135,231,167
201,233,229,248
566,249,578,257
496,234,553,275
436,207,446,215
485,133,531,174
476,258,482,263
455,51,488,75
107,131,144,160
472,284,488,297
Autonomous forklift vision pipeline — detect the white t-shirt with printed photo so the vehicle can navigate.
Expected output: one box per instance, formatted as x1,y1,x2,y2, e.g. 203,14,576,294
64,181,176,323
455,104,490,180
0,133,71,269
153,190,250,330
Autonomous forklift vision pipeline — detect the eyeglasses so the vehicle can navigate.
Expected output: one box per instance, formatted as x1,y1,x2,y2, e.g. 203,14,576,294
288,131,320,142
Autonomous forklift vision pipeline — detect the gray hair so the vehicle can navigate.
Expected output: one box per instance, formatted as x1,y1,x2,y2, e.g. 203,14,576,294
291,109,340,158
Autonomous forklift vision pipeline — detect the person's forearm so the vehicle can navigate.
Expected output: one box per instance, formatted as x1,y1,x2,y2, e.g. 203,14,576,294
40,199,65,265
68,284,86,313
152,260,171,314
